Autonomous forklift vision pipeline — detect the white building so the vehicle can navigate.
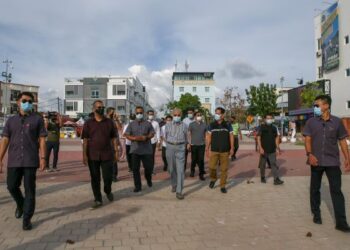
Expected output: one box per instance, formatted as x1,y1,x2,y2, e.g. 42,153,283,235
64,76,152,120
172,72,216,114
314,0,350,118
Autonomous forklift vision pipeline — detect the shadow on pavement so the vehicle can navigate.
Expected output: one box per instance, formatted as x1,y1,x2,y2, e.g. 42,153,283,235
7,207,140,250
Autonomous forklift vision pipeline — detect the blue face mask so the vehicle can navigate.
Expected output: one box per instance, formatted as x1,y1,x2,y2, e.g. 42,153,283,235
313,107,322,117
173,116,181,123
214,114,221,121
21,102,33,112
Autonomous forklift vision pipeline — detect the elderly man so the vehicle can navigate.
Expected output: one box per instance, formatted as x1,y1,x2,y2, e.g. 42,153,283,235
164,108,188,200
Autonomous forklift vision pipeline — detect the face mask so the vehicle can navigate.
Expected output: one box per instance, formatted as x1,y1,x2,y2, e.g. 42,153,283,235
95,107,105,116
21,102,33,112
314,107,322,117
173,116,181,123
214,114,221,121
148,115,154,120
136,114,143,120
188,114,193,119
166,121,172,124
130,120,134,122
266,119,274,125
196,116,203,122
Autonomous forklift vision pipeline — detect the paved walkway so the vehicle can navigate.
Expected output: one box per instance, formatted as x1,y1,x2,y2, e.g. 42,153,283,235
1,176,350,250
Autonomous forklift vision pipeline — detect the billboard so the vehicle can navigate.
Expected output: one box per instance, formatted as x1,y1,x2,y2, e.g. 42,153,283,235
321,3,339,72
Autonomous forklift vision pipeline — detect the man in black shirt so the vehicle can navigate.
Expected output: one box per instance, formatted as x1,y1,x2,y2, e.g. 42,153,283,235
257,114,284,185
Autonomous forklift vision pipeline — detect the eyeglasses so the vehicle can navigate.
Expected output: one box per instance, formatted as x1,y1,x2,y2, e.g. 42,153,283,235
22,99,33,104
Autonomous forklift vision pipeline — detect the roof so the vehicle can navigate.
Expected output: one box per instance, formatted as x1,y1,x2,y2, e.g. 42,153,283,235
0,81,39,88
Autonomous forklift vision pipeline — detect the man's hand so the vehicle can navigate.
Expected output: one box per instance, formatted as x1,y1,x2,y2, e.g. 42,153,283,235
344,159,350,172
187,144,191,152
114,152,119,162
40,158,46,171
206,149,210,159
276,148,281,156
83,155,88,166
308,154,319,167
229,148,234,157
259,148,265,155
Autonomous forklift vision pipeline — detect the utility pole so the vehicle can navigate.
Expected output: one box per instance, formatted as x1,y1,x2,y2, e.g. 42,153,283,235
57,97,61,113
280,76,285,137
2,59,13,114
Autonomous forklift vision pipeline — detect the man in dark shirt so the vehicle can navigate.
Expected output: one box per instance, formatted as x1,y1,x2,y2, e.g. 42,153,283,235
303,95,350,232
206,107,234,193
124,106,155,193
82,100,119,210
257,114,284,185
0,92,47,231
44,112,62,172
188,111,207,180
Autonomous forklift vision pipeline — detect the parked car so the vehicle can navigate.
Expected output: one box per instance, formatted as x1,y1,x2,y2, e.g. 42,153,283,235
60,127,77,138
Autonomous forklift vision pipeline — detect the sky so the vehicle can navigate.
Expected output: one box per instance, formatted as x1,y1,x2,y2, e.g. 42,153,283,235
0,0,333,109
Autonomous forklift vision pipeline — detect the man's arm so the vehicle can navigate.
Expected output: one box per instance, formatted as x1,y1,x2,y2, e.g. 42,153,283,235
230,132,234,155
305,136,318,166
275,134,281,155
0,137,9,173
205,132,212,158
257,135,264,155
112,138,120,162
339,138,350,172
83,138,88,166
39,137,47,171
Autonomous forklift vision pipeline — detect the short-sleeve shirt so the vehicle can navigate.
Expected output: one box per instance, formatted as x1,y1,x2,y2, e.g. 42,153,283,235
189,121,207,145
81,117,117,161
2,113,48,168
232,123,240,136
47,121,60,142
303,115,348,167
208,121,233,153
124,120,155,155
257,124,278,154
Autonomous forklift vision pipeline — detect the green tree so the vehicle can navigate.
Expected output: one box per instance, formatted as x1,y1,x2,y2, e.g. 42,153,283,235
245,83,278,117
166,93,202,119
300,82,323,108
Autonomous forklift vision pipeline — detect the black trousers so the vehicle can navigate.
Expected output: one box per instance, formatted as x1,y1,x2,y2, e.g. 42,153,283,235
151,143,157,172
190,145,205,175
46,141,60,169
7,167,37,222
88,160,113,202
126,145,132,171
162,146,168,168
132,154,153,190
232,136,239,157
112,161,118,179
310,166,347,226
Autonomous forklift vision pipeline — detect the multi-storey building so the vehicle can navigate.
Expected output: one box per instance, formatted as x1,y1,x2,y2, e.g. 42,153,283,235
64,76,152,120
172,72,216,114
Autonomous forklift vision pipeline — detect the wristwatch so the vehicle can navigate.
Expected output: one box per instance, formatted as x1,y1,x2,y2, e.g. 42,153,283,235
306,152,312,157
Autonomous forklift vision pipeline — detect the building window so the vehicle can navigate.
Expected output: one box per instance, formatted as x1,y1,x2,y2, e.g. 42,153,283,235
345,35,349,45
113,85,126,95
66,101,78,111
113,85,117,95
347,101,350,109
91,90,99,98
205,87,210,92
318,66,323,79
66,90,74,96
192,87,197,92
205,98,210,103
179,87,184,92
346,68,350,77
317,38,321,50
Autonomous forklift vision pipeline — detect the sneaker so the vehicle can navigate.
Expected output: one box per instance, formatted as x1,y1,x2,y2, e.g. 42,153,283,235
335,224,350,233
106,193,114,202
209,181,216,189
90,201,102,210
176,193,184,200
171,186,176,193
53,168,59,172
274,178,284,185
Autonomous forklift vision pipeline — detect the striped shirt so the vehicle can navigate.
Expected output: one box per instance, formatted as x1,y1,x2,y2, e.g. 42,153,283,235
164,121,188,144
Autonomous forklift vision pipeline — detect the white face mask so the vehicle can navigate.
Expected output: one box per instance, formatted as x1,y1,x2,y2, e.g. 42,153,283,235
148,115,154,120
266,119,274,125
196,116,203,122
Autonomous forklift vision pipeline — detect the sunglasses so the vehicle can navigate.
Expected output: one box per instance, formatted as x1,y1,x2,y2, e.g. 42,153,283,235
313,104,320,108
136,112,143,115
22,99,33,104
96,106,105,109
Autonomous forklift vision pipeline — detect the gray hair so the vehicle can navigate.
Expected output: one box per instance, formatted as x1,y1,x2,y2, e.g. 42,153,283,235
172,108,182,115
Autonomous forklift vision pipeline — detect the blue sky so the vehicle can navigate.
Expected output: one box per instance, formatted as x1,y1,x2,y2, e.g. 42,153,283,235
0,0,334,108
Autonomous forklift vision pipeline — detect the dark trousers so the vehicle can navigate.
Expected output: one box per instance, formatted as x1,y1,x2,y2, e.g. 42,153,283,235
112,161,118,179
184,145,189,170
231,136,239,157
310,166,347,226
151,143,157,172
259,153,279,178
132,154,153,190
190,145,205,175
126,145,132,171
88,160,113,202
162,146,168,169
46,141,60,169
7,167,37,222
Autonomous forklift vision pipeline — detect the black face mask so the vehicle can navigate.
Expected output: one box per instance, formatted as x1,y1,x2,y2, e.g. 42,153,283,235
95,107,105,116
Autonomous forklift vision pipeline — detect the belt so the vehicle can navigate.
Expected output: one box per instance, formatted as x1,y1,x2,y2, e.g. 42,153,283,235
167,141,185,145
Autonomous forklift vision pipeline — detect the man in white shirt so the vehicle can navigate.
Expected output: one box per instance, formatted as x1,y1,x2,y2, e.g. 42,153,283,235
182,108,195,171
160,115,173,171
123,114,136,172
147,110,160,174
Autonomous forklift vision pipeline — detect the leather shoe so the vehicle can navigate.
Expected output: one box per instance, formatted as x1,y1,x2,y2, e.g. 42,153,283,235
220,187,227,194
261,177,267,183
133,188,142,193
106,193,114,202
147,180,153,187
176,193,184,200
23,221,33,231
199,175,205,181
274,178,284,185
209,181,216,189
15,207,23,219
335,224,350,232
313,214,322,224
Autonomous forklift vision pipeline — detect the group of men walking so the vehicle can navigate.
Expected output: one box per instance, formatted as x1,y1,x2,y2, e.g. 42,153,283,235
0,93,349,233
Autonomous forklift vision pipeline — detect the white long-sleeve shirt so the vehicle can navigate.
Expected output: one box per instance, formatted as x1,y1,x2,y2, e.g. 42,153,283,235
149,120,160,145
